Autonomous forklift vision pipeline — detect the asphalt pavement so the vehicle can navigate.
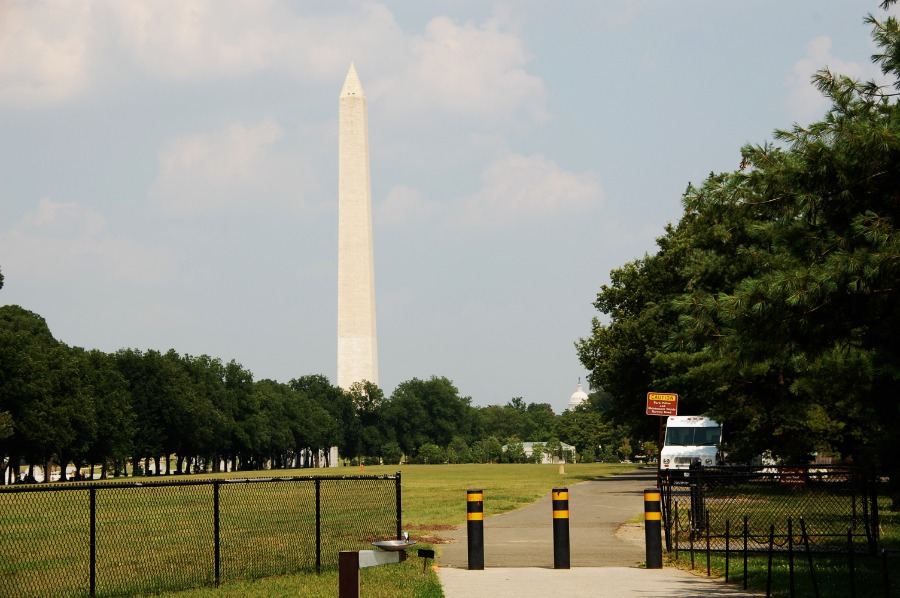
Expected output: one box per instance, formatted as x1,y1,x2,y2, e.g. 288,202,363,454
434,469,762,597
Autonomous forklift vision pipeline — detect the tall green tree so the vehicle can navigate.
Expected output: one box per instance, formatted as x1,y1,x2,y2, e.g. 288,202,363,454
289,374,346,463
0,306,66,482
578,3,900,504
383,376,474,456
76,348,134,478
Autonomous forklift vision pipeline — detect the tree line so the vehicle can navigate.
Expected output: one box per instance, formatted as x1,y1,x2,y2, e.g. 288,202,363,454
0,300,644,484
577,3,900,506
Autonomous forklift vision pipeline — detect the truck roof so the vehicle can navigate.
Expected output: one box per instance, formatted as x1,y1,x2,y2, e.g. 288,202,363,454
666,415,720,427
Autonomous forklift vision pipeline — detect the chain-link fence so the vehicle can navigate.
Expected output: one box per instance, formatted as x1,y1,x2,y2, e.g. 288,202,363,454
659,465,893,554
0,473,401,597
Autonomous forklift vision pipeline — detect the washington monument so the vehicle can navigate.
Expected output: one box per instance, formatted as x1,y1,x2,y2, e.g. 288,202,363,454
337,63,378,389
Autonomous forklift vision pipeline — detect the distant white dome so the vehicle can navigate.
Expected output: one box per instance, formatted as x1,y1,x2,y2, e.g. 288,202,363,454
568,382,589,410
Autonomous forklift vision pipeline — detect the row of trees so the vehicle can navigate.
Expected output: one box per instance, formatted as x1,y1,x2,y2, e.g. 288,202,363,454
577,4,900,505
0,299,648,484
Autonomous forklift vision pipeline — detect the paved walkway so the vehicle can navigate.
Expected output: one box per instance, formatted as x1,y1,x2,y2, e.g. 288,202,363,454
434,469,762,597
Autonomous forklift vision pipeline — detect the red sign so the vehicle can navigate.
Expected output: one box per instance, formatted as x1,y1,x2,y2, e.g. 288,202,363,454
646,392,678,416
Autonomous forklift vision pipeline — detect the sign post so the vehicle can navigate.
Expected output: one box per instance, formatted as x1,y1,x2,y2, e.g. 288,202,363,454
646,392,679,416
647,392,679,482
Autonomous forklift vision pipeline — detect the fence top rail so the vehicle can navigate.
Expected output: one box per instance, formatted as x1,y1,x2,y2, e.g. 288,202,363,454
0,472,400,494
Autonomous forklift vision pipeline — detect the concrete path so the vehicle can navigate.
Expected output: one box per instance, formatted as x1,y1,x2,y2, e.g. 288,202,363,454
436,470,652,567
434,469,762,596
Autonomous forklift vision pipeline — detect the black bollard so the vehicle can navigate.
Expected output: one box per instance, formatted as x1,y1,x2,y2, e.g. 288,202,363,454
644,488,663,569
552,488,570,569
467,489,484,570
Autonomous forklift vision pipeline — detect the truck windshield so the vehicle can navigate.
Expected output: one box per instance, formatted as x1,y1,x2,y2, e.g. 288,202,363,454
665,426,721,446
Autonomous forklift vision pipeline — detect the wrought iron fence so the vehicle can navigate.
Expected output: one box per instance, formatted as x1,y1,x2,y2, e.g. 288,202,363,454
0,473,401,597
659,465,891,554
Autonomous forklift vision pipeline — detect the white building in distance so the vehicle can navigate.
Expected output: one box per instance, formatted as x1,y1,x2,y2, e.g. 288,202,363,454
567,381,589,410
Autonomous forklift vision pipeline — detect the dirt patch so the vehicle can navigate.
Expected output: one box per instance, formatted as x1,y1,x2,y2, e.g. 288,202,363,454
414,535,454,544
406,524,456,531
405,523,459,544
615,522,645,548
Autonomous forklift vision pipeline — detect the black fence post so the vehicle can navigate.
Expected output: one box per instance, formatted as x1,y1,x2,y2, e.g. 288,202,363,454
862,478,874,554
870,474,880,553
90,487,96,598
689,461,704,533
766,524,775,598
743,516,749,590
788,517,795,598
689,513,695,570
214,481,220,588
725,518,730,583
705,509,711,576
661,477,672,551
848,527,856,598
395,471,402,540
882,549,890,598
800,517,819,598
315,478,322,575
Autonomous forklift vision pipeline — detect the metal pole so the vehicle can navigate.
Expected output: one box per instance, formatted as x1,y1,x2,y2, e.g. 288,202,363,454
643,488,663,569
90,487,96,598
552,488,570,569
214,481,220,588
395,471,402,540
725,518,730,583
848,528,856,598
705,509,711,576
467,489,484,570
662,478,672,551
800,518,819,598
316,478,322,574
744,515,749,590
788,517,795,598
766,524,775,598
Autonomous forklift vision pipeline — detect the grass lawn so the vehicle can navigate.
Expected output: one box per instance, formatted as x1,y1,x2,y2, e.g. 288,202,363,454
153,463,641,597
668,548,899,598
2,462,642,597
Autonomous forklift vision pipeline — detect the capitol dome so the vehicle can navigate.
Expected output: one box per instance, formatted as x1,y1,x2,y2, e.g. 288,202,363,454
568,381,589,410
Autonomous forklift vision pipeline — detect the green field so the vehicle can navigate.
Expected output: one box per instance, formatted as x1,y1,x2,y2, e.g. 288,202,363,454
0,463,639,597
8,462,892,598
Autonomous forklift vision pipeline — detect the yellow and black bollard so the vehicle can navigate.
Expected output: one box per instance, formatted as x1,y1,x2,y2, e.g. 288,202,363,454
644,488,663,569
467,489,484,570
552,488,570,569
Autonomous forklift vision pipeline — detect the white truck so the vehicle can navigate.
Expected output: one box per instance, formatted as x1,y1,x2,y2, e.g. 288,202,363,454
660,415,724,472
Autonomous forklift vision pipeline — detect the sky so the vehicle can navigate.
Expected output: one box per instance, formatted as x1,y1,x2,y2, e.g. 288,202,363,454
2,1,897,415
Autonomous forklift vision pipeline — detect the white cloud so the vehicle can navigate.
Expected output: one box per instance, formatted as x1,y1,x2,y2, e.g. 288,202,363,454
148,119,316,217
0,198,171,284
0,0,407,102
381,11,549,124
381,154,601,233
786,35,866,123
107,0,404,81
452,153,602,230
0,0,93,106
0,1,547,128
376,185,446,227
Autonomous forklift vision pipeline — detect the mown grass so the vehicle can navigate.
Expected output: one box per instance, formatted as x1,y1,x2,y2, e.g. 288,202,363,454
1,462,639,597
668,548,899,598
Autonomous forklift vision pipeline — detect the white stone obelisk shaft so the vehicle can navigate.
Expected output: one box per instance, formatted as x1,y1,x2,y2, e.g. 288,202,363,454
337,63,378,389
